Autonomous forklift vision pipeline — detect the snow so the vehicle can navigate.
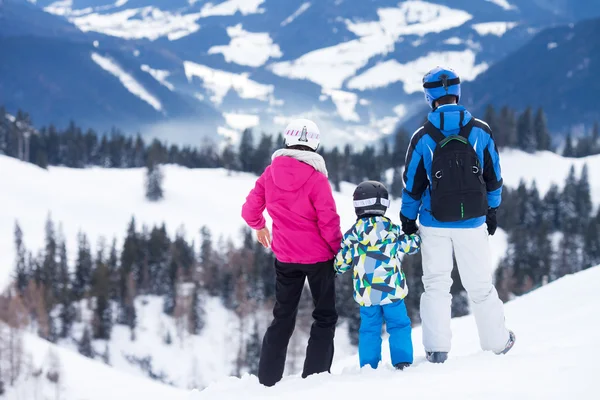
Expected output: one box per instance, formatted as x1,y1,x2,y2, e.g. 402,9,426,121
71,7,202,41
91,52,163,112
472,21,518,37
444,37,463,45
485,0,517,11
199,0,265,17
184,61,274,105
269,1,472,90
223,112,260,130
281,2,311,27
194,265,600,399
208,24,282,68
322,89,360,122
347,50,488,93
141,64,175,91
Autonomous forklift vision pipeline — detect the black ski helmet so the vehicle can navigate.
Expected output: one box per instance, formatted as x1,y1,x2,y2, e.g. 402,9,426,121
353,181,390,217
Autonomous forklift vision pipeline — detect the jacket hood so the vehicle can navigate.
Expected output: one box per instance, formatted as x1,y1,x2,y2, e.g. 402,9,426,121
270,156,317,191
428,104,473,134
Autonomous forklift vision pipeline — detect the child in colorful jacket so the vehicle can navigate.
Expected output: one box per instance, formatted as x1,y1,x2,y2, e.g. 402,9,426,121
335,181,421,370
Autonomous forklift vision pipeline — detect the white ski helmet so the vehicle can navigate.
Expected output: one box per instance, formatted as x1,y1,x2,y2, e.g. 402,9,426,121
283,119,321,151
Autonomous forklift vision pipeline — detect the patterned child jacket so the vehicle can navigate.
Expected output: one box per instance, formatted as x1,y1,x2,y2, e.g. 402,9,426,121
334,216,421,306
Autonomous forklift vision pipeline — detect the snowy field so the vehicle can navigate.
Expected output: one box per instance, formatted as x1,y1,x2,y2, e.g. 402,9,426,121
3,150,600,288
193,265,600,399
5,261,598,399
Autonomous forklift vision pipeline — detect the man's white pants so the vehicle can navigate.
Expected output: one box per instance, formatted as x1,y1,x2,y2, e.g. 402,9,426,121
419,224,509,353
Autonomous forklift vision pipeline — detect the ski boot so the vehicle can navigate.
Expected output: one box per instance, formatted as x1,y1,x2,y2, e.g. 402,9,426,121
426,351,448,364
394,362,411,370
495,330,516,355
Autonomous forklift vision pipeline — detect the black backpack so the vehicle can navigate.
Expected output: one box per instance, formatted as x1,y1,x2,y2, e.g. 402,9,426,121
425,119,488,222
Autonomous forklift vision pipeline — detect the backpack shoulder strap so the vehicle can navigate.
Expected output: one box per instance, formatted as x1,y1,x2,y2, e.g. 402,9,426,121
423,121,446,144
458,117,475,140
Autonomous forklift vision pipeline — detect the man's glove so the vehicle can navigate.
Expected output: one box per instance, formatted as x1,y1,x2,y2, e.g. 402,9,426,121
486,207,498,236
400,213,418,235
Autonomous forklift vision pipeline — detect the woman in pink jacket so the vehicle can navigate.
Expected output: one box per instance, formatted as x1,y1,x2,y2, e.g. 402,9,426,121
242,118,342,387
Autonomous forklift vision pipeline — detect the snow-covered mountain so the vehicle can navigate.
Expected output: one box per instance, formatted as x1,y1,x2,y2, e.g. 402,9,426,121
2,0,599,144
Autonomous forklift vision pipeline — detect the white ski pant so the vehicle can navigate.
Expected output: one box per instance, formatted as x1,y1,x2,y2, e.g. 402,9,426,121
419,224,509,353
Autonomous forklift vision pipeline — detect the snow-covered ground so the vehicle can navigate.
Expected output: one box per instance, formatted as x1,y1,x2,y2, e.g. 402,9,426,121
4,149,600,289
193,264,600,399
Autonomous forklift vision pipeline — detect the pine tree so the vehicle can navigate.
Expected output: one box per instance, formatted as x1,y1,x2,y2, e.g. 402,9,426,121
542,184,562,231
14,222,29,293
575,164,592,227
563,132,575,157
238,128,255,173
534,108,551,151
499,106,518,148
517,107,536,153
91,248,112,340
188,283,205,335
78,327,94,358
251,134,273,175
221,139,237,173
57,237,74,339
246,321,261,375
560,166,579,234
145,164,164,201
73,232,93,300
551,233,581,280
484,105,500,146
328,147,341,192
390,168,404,199
42,215,58,306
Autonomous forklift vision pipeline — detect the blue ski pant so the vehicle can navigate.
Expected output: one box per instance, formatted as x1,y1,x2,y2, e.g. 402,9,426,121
359,300,413,368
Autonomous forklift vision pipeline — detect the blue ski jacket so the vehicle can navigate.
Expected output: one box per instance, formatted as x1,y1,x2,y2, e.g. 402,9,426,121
401,104,503,229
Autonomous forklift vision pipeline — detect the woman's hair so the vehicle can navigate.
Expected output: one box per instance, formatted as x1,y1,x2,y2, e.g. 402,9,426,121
287,144,316,152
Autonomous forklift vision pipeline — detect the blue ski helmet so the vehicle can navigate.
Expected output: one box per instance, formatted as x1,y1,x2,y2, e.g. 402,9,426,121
422,67,461,109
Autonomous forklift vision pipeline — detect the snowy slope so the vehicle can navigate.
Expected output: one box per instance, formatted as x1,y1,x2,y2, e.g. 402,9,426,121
4,327,190,400
193,265,600,399
5,149,578,288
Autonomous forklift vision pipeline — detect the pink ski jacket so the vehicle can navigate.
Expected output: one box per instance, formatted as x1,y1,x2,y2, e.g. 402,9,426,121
242,154,342,264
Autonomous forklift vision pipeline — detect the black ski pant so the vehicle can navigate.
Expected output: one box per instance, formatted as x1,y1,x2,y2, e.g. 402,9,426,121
258,259,338,387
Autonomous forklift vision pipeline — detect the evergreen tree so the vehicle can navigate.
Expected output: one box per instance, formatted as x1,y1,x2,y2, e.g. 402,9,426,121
551,232,581,280
42,215,58,305
188,283,205,335
78,327,94,358
517,107,536,153
563,132,575,157
14,222,29,293
147,225,171,296
560,166,579,234
145,164,164,202
251,134,273,175
542,184,562,231
392,128,410,167
483,105,501,146
91,248,112,340
328,147,341,192
57,237,75,339
221,139,237,172
575,164,592,226
238,128,255,172
390,168,404,199
498,106,518,148
246,321,261,376
534,108,551,151
73,232,93,300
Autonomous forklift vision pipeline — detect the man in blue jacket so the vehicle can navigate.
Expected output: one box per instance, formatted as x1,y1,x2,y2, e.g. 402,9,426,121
400,67,515,363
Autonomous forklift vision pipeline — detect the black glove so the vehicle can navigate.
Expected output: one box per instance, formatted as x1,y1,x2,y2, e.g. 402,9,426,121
400,213,418,235
486,207,498,236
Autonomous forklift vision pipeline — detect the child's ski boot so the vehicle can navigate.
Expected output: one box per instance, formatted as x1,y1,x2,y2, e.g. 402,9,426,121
394,362,411,370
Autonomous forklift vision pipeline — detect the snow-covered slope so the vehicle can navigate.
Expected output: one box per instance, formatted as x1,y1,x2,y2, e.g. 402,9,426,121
194,264,600,399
